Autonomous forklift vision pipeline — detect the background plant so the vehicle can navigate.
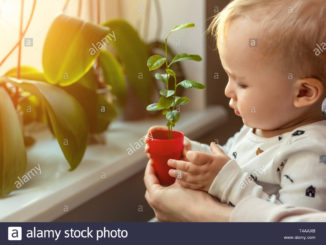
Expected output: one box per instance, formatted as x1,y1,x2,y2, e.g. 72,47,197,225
0,0,154,197
0,0,190,197
146,23,206,138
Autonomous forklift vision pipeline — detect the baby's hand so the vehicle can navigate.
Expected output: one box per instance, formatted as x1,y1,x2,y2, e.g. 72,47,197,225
167,142,231,192
181,136,192,160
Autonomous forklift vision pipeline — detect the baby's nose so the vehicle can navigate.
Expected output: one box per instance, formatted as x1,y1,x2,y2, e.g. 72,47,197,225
224,81,235,98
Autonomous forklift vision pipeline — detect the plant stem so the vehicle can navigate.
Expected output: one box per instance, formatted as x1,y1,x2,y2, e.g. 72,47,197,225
164,37,169,67
168,123,172,139
62,0,70,13
17,0,24,79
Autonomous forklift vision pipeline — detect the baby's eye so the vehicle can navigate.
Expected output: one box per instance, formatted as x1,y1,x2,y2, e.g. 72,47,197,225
237,83,248,89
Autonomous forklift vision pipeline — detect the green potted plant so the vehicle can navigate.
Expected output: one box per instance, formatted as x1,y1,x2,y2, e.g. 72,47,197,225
0,10,153,197
146,23,206,186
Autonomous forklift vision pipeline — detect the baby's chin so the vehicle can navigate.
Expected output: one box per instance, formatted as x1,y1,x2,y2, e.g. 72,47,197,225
241,118,280,131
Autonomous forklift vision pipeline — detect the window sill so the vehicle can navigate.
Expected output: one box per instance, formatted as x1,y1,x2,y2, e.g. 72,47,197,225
0,106,227,221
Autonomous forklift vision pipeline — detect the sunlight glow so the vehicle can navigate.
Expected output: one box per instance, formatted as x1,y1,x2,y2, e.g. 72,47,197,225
0,0,19,25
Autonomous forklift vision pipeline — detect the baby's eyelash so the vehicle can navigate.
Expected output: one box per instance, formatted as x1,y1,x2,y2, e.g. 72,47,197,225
237,83,248,88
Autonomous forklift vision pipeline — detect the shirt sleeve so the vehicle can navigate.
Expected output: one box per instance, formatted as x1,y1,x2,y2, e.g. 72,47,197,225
208,143,326,211
208,159,272,205
230,196,325,222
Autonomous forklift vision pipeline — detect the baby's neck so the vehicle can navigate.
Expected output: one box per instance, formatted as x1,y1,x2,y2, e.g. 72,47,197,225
254,113,325,138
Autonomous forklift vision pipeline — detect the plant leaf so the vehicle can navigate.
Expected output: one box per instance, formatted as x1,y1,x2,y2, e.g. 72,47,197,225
148,41,186,99
63,68,117,134
96,95,117,133
155,73,170,83
178,80,206,89
146,103,162,112
166,110,180,123
4,66,46,125
158,96,174,109
43,14,110,86
172,96,190,107
8,78,88,170
170,23,195,32
166,69,176,77
160,89,175,98
166,120,175,128
100,50,127,108
162,110,169,115
147,55,166,71
19,94,45,125
169,53,202,66
102,19,153,105
0,87,27,197
4,66,46,81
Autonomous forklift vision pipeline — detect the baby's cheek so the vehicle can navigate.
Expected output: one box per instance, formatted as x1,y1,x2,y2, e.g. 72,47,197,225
239,103,266,127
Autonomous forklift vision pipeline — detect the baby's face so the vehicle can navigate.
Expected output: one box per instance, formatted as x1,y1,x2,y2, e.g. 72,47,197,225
218,16,300,131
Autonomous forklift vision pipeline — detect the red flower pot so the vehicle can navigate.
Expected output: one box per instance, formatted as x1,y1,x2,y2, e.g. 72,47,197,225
147,129,184,186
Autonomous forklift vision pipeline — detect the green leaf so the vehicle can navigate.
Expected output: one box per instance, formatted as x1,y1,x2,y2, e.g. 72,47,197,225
102,19,153,105
100,50,127,108
169,53,202,66
8,78,89,170
170,23,195,32
147,55,166,71
0,87,27,197
155,73,170,83
63,68,117,134
146,103,162,112
166,120,175,128
19,94,45,125
158,96,174,109
96,95,117,133
178,80,206,89
160,89,175,98
162,110,169,115
172,96,190,107
155,73,170,89
43,14,110,86
166,110,180,123
166,69,176,77
4,66,46,81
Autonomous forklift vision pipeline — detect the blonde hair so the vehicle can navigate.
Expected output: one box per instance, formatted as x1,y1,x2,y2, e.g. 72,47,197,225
209,0,326,83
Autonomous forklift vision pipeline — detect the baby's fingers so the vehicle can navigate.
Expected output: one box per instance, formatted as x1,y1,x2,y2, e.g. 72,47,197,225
168,170,202,189
167,159,198,174
177,180,204,190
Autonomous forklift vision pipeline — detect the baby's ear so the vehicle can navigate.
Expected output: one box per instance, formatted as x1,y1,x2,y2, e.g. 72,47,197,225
293,78,324,108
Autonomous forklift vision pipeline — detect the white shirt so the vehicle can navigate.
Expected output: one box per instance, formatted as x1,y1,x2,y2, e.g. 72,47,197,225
190,120,326,210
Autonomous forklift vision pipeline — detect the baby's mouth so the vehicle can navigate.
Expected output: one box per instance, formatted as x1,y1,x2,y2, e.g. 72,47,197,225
234,109,240,116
